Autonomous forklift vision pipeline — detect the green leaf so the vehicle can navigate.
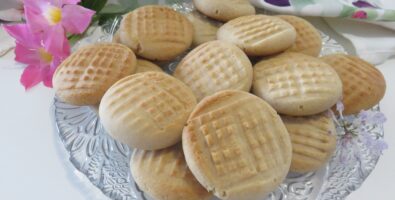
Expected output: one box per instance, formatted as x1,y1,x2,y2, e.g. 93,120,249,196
79,0,108,13
101,4,127,14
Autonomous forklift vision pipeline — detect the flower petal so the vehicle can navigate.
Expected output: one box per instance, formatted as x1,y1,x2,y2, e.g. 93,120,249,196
20,64,44,90
61,4,95,34
14,44,41,65
24,6,51,33
2,24,40,48
43,25,70,58
62,0,81,5
353,0,377,8
43,65,56,87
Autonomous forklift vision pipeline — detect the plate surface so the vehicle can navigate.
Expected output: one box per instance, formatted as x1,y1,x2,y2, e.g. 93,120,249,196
53,1,384,199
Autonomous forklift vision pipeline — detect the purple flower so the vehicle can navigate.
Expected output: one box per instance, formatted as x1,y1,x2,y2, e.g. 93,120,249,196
353,0,377,8
264,0,290,7
358,110,387,125
359,130,388,155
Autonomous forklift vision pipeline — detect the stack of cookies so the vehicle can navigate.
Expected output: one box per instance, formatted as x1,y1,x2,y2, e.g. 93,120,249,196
52,2,386,200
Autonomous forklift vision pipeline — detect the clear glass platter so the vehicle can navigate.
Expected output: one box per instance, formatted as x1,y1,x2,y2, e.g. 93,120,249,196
53,1,385,199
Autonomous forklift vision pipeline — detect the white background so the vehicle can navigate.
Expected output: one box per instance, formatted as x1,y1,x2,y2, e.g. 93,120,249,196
0,2,395,200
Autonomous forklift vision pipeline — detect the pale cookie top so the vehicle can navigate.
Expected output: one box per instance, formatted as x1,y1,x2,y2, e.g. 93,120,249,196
193,0,255,22
183,90,291,200
53,43,136,106
99,72,197,150
321,54,386,115
174,40,252,101
119,5,193,61
217,15,296,56
131,144,212,200
186,13,219,46
278,15,322,57
135,59,163,73
253,53,342,116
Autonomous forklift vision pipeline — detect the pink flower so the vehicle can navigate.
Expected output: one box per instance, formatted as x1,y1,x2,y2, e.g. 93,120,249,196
352,10,368,19
3,24,70,90
24,0,95,34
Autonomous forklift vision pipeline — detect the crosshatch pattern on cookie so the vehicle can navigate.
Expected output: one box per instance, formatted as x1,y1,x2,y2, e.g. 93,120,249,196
103,73,194,130
321,54,385,114
284,115,335,161
254,55,339,100
133,146,190,179
187,95,290,188
55,43,135,91
226,16,289,44
279,15,322,56
174,41,251,100
123,6,191,46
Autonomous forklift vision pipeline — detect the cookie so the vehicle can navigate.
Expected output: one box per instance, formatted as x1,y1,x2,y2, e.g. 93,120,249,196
112,30,121,43
119,5,193,61
186,13,219,46
278,15,322,57
183,90,292,200
53,43,137,106
135,59,163,73
253,53,342,116
131,144,212,200
217,15,296,56
193,0,255,22
321,54,386,114
99,72,197,150
281,112,337,173
174,40,252,101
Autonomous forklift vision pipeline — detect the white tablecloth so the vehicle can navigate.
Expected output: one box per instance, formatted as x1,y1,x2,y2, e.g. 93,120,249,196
0,20,394,200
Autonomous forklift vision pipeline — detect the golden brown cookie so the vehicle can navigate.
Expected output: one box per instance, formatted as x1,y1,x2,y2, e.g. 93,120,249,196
278,15,322,57
131,144,212,200
281,112,337,173
193,0,255,22
321,54,386,115
135,59,163,73
217,15,296,56
99,72,197,150
119,5,193,61
174,40,252,101
186,13,219,46
183,90,292,200
253,53,342,116
112,30,121,43
53,43,137,106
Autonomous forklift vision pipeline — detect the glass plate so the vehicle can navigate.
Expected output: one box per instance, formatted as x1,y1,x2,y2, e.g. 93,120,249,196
53,1,384,199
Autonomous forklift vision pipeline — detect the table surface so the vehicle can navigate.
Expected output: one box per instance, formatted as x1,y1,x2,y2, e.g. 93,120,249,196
0,20,394,200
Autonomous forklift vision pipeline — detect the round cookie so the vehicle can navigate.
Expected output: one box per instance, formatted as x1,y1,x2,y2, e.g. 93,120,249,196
278,15,322,57
321,54,386,115
183,90,292,200
193,0,255,22
131,144,212,200
174,40,253,101
112,30,121,43
53,43,137,106
253,52,342,116
186,13,219,46
99,72,197,150
135,59,163,73
217,15,296,56
281,112,337,173
119,5,193,61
